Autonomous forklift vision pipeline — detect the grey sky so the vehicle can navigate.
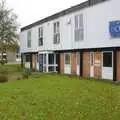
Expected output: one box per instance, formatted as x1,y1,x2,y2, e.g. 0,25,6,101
7,0,86,28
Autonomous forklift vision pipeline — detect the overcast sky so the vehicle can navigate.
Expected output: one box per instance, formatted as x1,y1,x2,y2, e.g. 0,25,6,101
7,0,86,29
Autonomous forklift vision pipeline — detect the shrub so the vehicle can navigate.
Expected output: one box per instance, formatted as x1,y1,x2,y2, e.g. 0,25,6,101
21,68,32,79
0,66,8,75
0,60,8,65
0,75,8,83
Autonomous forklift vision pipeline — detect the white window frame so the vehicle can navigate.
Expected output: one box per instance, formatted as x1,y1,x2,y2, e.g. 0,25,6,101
53,21,60,44
27,30,31,48
74,14,84,41
38,27,43,46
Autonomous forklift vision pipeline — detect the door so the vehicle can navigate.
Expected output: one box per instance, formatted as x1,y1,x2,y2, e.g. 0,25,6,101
39,54,43,72
64,53,71,74
76,52,80,75
90,52,94,77
102,52,113,80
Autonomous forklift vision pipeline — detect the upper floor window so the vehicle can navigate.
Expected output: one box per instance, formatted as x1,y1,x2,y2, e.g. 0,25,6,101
27,31,31,48
74,14,84,41
53,21,60,44
38,27,43,46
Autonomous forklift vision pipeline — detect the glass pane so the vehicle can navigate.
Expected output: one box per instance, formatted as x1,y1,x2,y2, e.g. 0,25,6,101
103,52,112,67
26,55,30,62
79,14,83,27
56,54,59,64
57,22,60,33
48,54,54,64
75,15,78,29
48,66,54,72
43,54,46,64
54,23,56,33
65,54,70,64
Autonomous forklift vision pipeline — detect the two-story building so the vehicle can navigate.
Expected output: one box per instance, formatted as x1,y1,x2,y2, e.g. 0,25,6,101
20,0,120,81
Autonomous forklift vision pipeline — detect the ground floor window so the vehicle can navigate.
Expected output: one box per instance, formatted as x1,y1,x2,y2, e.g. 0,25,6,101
103,52,112,67
25,55,30,62
48,54,54,64
38,53,58,72
65,53,71,65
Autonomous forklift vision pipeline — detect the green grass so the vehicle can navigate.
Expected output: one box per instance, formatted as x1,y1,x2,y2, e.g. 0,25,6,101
0,74,120,120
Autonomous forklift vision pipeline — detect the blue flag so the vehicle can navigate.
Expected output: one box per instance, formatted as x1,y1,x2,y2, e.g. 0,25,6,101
109,21,120,37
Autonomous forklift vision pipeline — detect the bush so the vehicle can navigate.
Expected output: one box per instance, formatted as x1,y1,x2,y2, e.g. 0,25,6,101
0,75,8,83
21,68,32,79
0,66,8,75
0,60,8,65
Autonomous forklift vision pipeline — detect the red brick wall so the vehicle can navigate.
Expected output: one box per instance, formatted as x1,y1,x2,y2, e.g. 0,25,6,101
71,52,76,74
117,51,120,81
83,52,90,78
60,53,64,73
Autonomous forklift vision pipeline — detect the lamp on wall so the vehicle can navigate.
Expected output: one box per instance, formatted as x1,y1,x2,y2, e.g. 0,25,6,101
66,18,71,25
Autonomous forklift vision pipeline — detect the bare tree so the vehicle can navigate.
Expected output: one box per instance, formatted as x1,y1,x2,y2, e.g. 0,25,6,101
0,0,19,64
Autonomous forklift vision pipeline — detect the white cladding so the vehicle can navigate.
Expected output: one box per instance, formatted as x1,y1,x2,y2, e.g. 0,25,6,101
20,0,120,53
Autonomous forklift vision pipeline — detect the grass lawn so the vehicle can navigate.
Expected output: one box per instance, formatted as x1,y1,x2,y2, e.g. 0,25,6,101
0,73,120,120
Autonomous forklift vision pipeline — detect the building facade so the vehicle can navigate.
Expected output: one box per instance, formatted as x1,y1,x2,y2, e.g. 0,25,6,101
20,0,120,81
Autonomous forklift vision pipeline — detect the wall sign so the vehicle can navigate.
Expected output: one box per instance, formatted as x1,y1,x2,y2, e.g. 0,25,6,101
109,21,120,37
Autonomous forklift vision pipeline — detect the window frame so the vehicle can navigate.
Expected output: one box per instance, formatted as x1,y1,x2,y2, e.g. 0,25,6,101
53,21,60,44
38,27,43,46
27,30,32,48
74,14,84,41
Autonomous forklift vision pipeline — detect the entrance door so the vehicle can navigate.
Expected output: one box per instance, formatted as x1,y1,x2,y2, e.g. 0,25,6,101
102,52,113,80
39,54,43,72
64,53,71,74
76,53,80,75
90,52,94,77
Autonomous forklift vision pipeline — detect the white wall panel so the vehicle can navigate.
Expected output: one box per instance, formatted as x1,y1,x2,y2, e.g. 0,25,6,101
20,0,120,53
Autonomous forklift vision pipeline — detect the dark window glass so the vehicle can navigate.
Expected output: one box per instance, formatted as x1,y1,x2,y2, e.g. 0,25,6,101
56,54,59,64
48,54,54,64
26,55,30,62
103,52,112,67
38,27,43,46
43,54,46,64
48,66,54,72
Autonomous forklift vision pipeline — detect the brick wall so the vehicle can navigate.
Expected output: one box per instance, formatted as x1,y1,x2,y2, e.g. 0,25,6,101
117,51,120,81
60,53,64,73
71,52,76,74
83,52,90,78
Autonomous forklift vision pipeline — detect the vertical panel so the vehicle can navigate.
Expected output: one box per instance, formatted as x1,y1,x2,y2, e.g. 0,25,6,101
94,52,102,79
71,52,76,74
116,51,120,81
39,54,43,72
83,52,90,78
60,53,64,73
